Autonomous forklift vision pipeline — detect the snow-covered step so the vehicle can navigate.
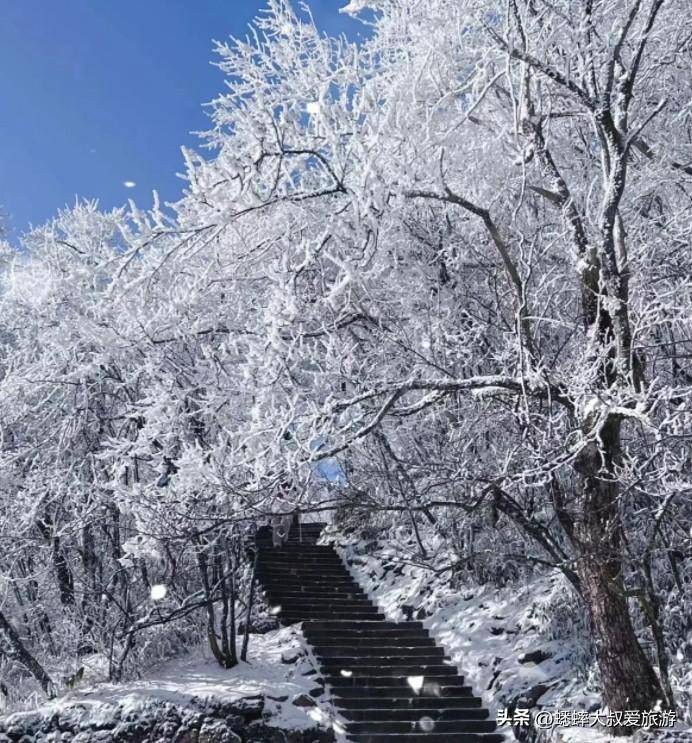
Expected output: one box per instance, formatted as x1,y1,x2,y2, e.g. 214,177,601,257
346,719,498,735
342,708,490,721
333,683,474,697
333,696,483,710
316,643,447,655
253,524,502,741
348,733,504,743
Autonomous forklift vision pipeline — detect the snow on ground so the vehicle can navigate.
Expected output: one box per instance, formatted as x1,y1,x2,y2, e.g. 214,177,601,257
65,627,313,712
333,536,691,743
3,626,341,736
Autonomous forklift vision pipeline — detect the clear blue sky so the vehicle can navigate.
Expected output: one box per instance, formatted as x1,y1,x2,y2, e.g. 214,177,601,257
0,1,363,242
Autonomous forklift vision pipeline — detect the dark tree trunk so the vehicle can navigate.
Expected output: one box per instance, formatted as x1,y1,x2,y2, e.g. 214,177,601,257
52,535,75,607
573,422,664,732
37,517,75,607
217,545,232,666
241,550,258,662
227,557,238,668
196,544,224,667
19,557,54,647
0,609,54,697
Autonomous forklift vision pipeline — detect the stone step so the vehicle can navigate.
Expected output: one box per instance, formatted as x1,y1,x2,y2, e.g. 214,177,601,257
278,605,383,616
322,668,462,694
263,587,361,597
258,526,326,533
319,655,450,669
263,584,366,593
306,633,432,644
310,639,436,652
258,548,341,553
265,587,368,597
257,543,330,549
257,542,337,549
260,571,349,579
280,613,388,623
260,572,350,578
258,565,350,573
333,697,482,710
273,598,379,608
258,570,354,579
257,562,347,570
258,561,347,569
348,733,504,743
258,565,349,573
266,586,359,596
254,527,500,742
346,719,498,735
268,536,326,542
258,542,336,548
333,683,473,699
264,591,369,601
263,590,369,600
342,708,490,722
257,561,348,568
269,598,374,608
326,667,459,681
312,632,434,643
260,581,361,590
303,620,424,631
327,673,466,687
258,564,346,570
321,658,451,671
327,670,460,684
261,582,359,592
305,624,430,634
260,577,358,585
257,552,342,558
257,546,341,554
257,554,345,561
257,550,345,567
266,595,375,606
284,611,385,628
313,645,442,656
277,608,383,620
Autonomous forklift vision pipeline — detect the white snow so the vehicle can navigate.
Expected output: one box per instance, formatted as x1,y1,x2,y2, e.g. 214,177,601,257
28,627,338,734
150,583,168,601
335,538,691,742
340,0,378,14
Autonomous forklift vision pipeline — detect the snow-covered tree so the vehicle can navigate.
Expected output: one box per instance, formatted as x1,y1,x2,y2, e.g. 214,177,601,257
1,0,690,728
168,0,690,720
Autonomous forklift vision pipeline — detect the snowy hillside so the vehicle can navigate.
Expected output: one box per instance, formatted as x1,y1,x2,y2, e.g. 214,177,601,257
0,627,338,741
334,532,692,742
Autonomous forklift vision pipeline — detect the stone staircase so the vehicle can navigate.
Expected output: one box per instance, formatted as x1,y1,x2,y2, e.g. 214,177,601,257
255,523,503,743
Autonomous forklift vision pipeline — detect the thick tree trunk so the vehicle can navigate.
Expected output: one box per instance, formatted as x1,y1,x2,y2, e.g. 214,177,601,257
51,535,75,607
197,543,227,668
227,559,238,668
0,609,55,697
241,550,258,662
578,556,664,718
574,423,664,732
36,515,75,607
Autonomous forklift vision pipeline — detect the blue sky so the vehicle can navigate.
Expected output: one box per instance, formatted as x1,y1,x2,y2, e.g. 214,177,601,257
0,1,363,242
